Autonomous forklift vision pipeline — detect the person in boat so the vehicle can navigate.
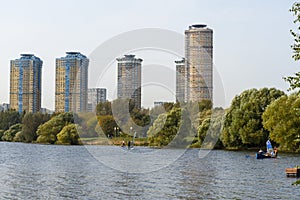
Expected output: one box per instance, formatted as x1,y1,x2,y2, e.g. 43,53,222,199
121,140,125,147
258,149,263,154
127,140,131,149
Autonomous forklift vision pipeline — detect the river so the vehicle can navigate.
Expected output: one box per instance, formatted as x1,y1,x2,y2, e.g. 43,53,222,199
0,142,299,199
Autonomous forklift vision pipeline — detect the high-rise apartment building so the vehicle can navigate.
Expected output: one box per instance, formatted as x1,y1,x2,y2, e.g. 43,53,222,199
175,58,186,103
117,55,142,109
87,88,107,112
10,54,43,113
184,24,213,102
55,52,89,113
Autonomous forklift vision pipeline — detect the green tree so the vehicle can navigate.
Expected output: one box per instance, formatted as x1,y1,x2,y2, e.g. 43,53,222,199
56,124,80,145
0,110,21,131
0,130,4,141
21,112,51,142
198,99,213,112
77,113,99,138
198,108,224,149
284,3,300,90
2,123,22,142
96,101,112,116
222,88,284,148
290,2,300,61
97,115,117,137
172,107,193,148
147,107,182,147
14,132,26,142
36,112,74,144
262,92,300,152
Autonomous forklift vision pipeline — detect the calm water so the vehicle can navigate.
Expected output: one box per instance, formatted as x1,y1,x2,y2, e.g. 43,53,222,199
0,142,299,200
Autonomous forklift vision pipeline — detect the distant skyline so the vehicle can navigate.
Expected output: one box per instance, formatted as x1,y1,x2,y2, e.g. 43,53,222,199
0,0,298,109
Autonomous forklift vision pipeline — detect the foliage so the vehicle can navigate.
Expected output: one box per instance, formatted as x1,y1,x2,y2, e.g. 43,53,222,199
36,112,74,144
198,99,213,112
21,112,51,142
290,2,300,61
198,108,224,149
96,101,112,116
2,123,22,142
77,113,99,138
0,130,4,141
56,124,80,145
14,132,26,142
222,88,284,148
262,93,300,152
130,108,151,127
284,72,300,91
0,110,21,131
173,107,193,148
103,99,152,138
147,107,182,147
292,179,300,186
284,3,300,90
163,102,178,112
97,115,117,137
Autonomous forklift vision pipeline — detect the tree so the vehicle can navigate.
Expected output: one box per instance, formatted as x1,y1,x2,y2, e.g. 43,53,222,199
21,112,51,142
284,3,300,90
198,99,213,112
198,108,224,149
0,130,4,141
97,115,117,137
96,101,112,116
147,107,182,147
222,88,284,148
0,110,21,131
77,113,99,138
290,2,300,61
56,124,80,145
2,123,22,142
262,92,300,152
36,112,74,144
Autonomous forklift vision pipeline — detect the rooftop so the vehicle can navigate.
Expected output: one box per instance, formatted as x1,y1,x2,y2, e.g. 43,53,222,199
189,24,207,29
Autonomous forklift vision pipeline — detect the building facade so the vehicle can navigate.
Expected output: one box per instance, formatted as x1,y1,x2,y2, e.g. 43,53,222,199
117,55,142,109
10,54,43,113
87,88,107,112
175,58,186,103
185,24,213,102
55,52,89,113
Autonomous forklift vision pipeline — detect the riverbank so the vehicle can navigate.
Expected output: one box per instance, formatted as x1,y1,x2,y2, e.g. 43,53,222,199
79,136,149,146
79,138,300,153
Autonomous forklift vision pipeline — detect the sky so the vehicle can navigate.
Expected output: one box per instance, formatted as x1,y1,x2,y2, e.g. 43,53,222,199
0,0,298,110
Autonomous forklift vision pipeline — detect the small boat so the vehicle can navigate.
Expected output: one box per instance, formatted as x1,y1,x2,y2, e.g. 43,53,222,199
256,140,278,159
285,166,300,177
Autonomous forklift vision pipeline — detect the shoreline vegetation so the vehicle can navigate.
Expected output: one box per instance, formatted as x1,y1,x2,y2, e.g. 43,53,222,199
0,88,300,153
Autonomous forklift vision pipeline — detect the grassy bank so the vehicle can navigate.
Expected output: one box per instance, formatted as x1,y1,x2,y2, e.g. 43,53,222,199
79,136,149,146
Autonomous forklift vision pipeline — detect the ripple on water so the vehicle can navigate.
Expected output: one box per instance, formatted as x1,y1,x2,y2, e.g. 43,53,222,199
0,143,299,199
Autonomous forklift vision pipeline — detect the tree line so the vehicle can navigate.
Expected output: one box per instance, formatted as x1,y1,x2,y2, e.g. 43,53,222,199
0,87,299,151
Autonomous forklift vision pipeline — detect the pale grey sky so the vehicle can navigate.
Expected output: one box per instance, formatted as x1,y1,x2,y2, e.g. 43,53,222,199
0,0,298,109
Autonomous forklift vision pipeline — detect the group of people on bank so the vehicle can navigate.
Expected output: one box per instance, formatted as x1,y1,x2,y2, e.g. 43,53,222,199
121,140,133,149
